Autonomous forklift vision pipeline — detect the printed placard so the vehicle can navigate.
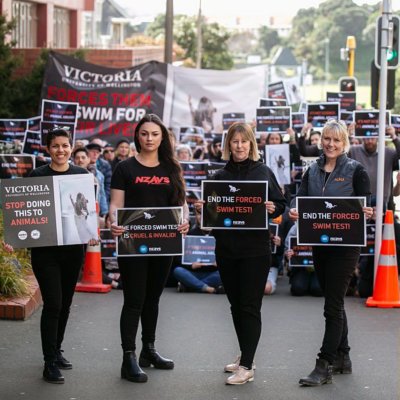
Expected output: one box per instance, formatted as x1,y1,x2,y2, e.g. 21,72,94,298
27,116,41,132
222,113,245,130
182,235,216,265
22,131,47,156
0,154,35,178
291,112,306,133
326,92,356,111
340,110,354,126
265,143,291,186
185,189,202,217
181,161,225,189
259,98,287,107
201,180,268,230
269,223,278,254
40,121,76,146
0,119,27,142
289,236,314,267
306,103,340,128
360,224,376,256
256,107,291,133
391,114,400,135
1,174,97,248
41,99,79,125
296,197,366,246
116,207,183,256
268,81,287,100
100,229,117,259
353,110,390,137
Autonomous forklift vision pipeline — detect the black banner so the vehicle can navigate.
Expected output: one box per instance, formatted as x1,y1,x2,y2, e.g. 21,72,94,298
0,119,27,142
326,92,356,112
289,236,314,267
307,103,340,128
100,229,117,259
354,110,390,137
182,235,216,265
222,113,245,130
256,107,291,133
117,207,183,256
296,197,366,246
0,155,35,178
41,52,169,145
201,180,268,229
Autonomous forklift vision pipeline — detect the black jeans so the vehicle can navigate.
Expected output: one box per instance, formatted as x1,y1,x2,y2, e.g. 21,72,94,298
118,256,172,352
31,245,84,362
312,246,360,364
216,254,270,369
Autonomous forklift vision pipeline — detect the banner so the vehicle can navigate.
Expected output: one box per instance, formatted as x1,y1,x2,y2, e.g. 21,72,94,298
256,107,291,133
100,229,117,259
1,174,97,248
116,207,183,256
41,52,171,145
0,119,27,142
182,235,216,265
289,236,314,267
296,197,366,246
307,103,340,128
0,155,35,178
201,180,268,229
354,110,391,137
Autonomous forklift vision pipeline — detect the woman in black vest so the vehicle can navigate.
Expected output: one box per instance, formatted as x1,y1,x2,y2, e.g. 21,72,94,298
289,120,373,386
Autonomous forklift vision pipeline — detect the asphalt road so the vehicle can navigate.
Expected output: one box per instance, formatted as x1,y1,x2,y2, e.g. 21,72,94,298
0,276,399,400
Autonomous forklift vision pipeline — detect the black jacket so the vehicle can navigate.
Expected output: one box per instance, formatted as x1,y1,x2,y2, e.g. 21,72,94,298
212,158,287,258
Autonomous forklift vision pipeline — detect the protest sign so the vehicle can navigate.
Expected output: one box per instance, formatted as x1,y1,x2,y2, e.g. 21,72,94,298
116,207,183,256
0,154,35,178
307,103,340,128
361,224,376,256
201,180,268,229
100,229,116,259
41,99,79,126
0,119,27,142
182,235,216,265
269,223,278,254
181,161,224,190
391,114,400,135
22,131,47,156
326,92,356,111
1,174,97,248
256,107,291,133
27,116,41,132
296,197,366,246
268,81,287,100
259,98,287,107
288,236,314,267
291,112,306,134
353,110,390,137
340,110,354,126
222,113,245,130
265,143,291,186
40,121,76,146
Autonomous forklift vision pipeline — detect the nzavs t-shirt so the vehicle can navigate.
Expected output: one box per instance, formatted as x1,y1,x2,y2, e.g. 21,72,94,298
111,157,174,207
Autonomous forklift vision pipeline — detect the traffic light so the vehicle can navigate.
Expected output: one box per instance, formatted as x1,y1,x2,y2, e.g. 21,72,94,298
339,76,357,92
371,60,396,109
375,15,400,70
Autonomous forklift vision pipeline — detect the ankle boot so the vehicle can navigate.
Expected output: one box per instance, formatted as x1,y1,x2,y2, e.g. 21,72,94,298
332,352,352,374
43,362,65,384
121,351,148,383
55,349,72,370
299,358,333,386
139,343,174,369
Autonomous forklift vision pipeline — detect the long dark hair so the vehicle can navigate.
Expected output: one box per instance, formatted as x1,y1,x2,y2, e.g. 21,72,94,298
134,114,186,205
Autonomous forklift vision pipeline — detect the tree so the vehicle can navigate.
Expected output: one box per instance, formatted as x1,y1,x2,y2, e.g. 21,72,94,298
257,26,280,58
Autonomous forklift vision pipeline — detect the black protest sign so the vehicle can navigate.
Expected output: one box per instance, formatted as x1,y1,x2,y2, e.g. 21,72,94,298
291,112,305,133
182,235,216,265
1,174,97,248
391,114,400,135
307,103,340,128
117,207,183,256
100,229,117,259
41,99,79,125
268,81,287,100
205,162,225,178
40,121,76,146
0,155,35,178
326,92,356,111
289,236,314,267
0,119,27,142
222,113,245,130
27,116,41,132
22,131,47,156
201,180,268,230
354,110,390,137
340,110,354,126
185,190,202,217
269,223,278,254
259,98,287,107
296,197,366,246
256,107,291,133
361,224,376,256
181,162,210,190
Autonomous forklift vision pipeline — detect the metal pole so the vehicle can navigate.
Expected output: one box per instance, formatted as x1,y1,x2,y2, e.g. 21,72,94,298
324,38,330,88
164,0,173,63
374,0,391,279
346,36,356,76
196,0,202,69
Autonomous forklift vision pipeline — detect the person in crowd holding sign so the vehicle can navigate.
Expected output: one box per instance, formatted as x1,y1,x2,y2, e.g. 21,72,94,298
109,114,189,383
26,129,99,384
289,119,373,387
197,122,286,385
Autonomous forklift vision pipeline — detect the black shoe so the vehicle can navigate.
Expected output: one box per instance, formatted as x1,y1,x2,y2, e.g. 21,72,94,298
299,358,333,386
139,343,174,369
332,352,352,374
121,351,148,383
176,282,186,292
216,285,225,294
43,362,65,384
55,350,72,370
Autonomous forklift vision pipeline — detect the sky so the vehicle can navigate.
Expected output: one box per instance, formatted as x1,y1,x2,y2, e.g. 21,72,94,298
115,0,400,19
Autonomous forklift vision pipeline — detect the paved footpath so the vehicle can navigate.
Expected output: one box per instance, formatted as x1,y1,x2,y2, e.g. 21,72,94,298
0,277,399,400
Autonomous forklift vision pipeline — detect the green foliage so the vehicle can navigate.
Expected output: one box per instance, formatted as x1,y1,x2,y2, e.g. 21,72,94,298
257,26,280,58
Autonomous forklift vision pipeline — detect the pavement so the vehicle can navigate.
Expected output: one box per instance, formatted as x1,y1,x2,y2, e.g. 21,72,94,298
0,276,399,400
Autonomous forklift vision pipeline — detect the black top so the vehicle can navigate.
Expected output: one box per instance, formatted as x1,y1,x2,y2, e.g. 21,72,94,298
29,163,88,177
111,157,175,207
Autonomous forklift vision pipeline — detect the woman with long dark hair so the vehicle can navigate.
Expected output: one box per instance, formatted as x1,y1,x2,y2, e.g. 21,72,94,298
109,114,189,383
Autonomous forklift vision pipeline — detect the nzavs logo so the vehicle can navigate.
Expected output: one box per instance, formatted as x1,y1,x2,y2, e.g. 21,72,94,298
224,218,232,227
320,234,329,243
139,245,149,254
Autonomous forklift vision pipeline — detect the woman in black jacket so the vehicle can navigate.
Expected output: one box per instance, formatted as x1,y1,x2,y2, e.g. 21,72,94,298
199,122,286,385
289,119,373,387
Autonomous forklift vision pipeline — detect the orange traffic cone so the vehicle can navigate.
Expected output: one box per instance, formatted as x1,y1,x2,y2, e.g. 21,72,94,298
366,210,400,308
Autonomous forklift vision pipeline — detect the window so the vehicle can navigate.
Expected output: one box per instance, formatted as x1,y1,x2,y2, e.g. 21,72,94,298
12,1,37,48
54,7,70,48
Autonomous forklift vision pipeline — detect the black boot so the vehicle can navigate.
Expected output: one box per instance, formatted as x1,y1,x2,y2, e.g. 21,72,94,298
332,352,352,374
43,362,65,384
121,351,148,383
139,343,174,369
299,358,333,386
55,349,72,370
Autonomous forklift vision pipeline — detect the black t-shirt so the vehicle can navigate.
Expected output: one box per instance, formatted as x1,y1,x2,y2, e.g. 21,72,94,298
111,157,174,207
29,163,88,177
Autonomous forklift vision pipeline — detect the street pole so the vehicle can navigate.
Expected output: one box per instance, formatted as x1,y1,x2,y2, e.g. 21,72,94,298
196,0,202,69
374,0,391,279
346,36,356,76
324,38,330,90
164,0,173,63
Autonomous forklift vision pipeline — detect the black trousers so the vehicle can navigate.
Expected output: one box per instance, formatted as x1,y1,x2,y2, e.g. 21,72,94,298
216,254,270,369
118,256,172,352
312,246,360,364
31,245,84,362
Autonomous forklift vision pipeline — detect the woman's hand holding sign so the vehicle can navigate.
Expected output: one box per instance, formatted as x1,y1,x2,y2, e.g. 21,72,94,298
111,222,125,237
289,208,299,221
